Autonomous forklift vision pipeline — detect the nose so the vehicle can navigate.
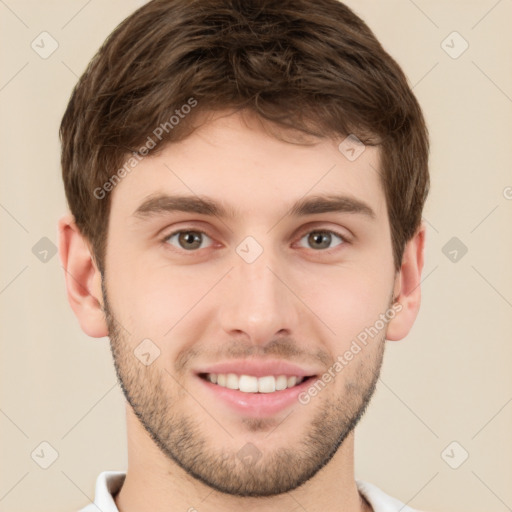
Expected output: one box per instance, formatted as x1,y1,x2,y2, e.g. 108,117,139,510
217,244,300,346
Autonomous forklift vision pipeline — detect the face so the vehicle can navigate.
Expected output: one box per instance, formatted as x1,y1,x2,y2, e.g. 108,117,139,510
101,110,398,497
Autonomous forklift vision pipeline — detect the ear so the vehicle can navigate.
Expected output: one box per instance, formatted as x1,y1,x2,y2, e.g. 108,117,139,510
57,212,108,338
386,221,426,341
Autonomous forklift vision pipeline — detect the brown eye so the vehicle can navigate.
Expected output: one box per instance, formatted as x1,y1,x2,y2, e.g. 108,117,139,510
164,230,212,251
298,230,345,251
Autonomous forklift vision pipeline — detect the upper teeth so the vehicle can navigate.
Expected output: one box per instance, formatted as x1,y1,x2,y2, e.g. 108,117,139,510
206,373,304,393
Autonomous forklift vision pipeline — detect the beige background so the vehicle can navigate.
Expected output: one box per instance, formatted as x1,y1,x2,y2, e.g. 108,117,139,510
1,1,511,511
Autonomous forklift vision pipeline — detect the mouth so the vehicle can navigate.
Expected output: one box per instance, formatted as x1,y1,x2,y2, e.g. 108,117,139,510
198,372,315,394
195,365,318,418
193,360,320,418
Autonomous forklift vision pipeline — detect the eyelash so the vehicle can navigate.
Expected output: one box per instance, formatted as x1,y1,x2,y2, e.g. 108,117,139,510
160,227,350,255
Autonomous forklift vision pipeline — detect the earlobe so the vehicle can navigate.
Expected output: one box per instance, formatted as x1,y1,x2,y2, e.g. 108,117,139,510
57,213,109,338
386,222,426,341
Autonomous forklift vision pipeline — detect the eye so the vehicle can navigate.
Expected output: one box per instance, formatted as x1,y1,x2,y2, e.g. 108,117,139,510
163,229,213,251
161,227,348,254
297,229,346,251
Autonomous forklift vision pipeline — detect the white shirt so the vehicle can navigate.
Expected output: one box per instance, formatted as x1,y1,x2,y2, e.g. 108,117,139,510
78,471,418,512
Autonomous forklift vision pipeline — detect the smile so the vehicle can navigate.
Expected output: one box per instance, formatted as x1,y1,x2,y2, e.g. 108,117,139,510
200,373,308,393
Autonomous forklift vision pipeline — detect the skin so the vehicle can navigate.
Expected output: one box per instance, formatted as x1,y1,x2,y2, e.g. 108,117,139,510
58,109,425,512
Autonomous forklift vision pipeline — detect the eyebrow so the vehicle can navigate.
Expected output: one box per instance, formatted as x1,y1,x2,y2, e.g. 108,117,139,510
132,193,376,221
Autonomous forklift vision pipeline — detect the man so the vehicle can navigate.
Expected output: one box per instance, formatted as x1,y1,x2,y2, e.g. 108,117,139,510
58,0,430,510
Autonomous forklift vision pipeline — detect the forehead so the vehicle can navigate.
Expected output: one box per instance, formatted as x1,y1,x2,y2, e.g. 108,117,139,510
109,110,387,224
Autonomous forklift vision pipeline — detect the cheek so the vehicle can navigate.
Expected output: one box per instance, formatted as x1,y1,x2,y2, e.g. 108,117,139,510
305,266,392,347
110,260,218,345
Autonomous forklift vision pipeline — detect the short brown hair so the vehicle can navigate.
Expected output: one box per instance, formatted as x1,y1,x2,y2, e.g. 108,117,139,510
60,0,429,275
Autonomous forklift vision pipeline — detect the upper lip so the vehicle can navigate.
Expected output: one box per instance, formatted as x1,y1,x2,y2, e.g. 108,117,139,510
195,359,319,378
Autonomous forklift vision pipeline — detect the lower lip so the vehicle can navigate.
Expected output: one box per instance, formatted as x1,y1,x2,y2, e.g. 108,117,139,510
196,375,315,418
